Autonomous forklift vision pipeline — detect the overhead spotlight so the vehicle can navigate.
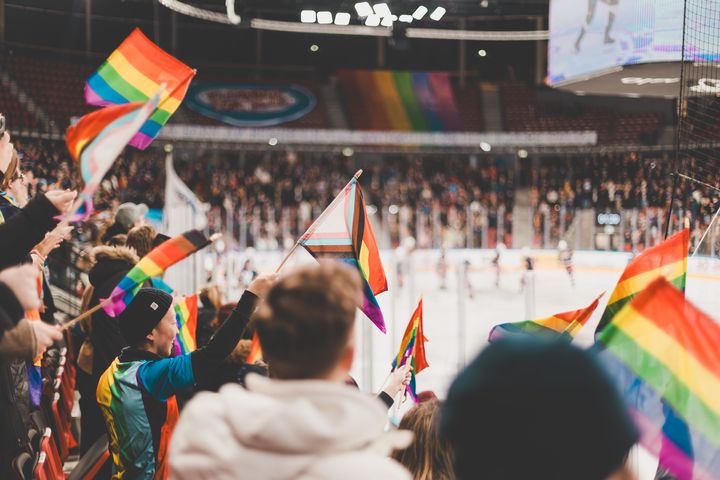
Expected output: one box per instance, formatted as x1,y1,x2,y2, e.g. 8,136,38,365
412,5,428,20
268,137,278,146
478,49,487,57
480,142,491,152
310,44,319,52
365,14,381,26
373,3,391,17
380,16,394,27
300,10,316,23
355,2,373,17
518,149,529,159
342,147,354,157
429,6,446,20
226,0,241,24
399,14,413,23
316,11,333,24
480,0,489,7
334,12,351,25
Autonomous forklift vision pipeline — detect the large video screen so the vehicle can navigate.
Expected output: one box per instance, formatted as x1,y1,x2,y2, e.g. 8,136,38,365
548,0,717,85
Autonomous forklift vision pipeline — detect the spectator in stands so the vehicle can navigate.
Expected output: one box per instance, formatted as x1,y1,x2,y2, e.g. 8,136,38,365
105,233,127,247
197,285,222,347
0,264,62,478
98,274,272,479
0,189,75,270
0,265,62,361
393,399,454,480
101,201,148,243
169,263,413,480
440,339,638,480
80,244,139,454
126,224,158,258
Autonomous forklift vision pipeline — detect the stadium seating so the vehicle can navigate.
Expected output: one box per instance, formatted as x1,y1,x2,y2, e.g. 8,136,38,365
1,52,671,142
500,83,665,145
3,54,93,129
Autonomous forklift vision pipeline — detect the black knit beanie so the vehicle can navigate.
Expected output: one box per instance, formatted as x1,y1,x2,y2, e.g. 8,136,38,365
119,288,173,345
440,338,638,480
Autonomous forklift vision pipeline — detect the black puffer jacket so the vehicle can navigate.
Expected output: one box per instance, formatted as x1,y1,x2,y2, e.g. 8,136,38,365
88,246,139,383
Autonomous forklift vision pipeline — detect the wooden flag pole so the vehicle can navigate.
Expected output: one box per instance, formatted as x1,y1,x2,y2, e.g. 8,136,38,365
273,169,363,274
61,297,112,331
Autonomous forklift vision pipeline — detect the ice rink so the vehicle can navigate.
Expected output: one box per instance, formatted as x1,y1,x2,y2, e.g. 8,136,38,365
236,247,720,479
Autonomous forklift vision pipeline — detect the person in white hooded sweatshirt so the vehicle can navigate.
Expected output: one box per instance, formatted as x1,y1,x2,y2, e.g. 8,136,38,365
169,262,413,480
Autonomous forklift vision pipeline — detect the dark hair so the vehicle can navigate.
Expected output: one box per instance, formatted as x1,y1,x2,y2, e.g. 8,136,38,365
393,399,454,480
253,262,362,380
441,339,638,480
106,234,127,247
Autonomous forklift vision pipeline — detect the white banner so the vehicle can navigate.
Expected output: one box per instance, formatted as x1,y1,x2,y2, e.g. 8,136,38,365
162,152,208,295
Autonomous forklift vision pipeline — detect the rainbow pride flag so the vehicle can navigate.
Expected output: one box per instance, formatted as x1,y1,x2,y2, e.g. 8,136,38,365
598,278,720,479
392,298,429,402
246,333,262,364
488,292,603,343
103,230,211,317
338,70,462,132
298,174,388,332
85,28,195,150
65,91,161,220
174,294,198,354
595,229,688,336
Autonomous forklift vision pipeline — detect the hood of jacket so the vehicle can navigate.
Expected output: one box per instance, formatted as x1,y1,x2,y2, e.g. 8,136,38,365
169,374,412,480
88,246,138,290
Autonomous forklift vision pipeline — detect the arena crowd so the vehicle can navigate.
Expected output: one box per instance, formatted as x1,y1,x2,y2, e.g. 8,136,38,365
3,112,696,480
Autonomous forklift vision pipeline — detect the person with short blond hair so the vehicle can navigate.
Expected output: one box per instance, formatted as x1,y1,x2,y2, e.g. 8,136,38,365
170,262,413,480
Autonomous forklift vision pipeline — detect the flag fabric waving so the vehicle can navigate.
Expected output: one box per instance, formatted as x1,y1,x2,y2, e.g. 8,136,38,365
392,297,428,402
85,28,195,150
103,230,211,317
597,278,720,480
65,91,161,220
246,333,262,364
174,294,198,354
594,229,688,336
488,292,604,344
298,175,388,332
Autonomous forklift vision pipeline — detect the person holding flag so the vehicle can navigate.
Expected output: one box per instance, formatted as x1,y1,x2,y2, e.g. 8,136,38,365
97,274,274,480
170,263,413,480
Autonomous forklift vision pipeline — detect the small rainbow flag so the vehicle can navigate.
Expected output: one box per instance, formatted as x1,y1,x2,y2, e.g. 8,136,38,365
598,278,720,479
65,92,161,220
595,229,688,336
246,333,262,364
85,28,195,150
103,230,211,317
488,292,604,343
174,294,198,354
392,297,428,402
298,174,388,332
27,272,45,409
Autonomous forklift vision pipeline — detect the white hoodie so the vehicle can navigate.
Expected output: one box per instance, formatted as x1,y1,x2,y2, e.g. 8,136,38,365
169,374,413,480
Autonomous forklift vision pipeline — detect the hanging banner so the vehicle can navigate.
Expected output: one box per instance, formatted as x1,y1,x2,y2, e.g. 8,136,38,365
186,83,317,127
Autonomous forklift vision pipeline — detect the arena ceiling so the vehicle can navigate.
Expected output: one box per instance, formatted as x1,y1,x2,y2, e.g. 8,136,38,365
127,0,551,20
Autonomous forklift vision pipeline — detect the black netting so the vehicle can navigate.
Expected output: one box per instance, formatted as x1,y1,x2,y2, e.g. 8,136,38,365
670,0,720,253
